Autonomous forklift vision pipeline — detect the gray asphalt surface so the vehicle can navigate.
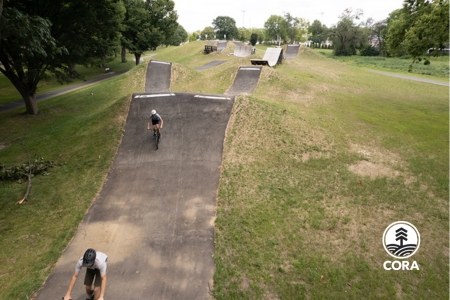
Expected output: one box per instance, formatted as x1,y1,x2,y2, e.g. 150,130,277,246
369,70,449,86
194,60,227,71
226,66,262,95
284,44,300,60
145,60,172,92
216,41,227,52
35,92,234,300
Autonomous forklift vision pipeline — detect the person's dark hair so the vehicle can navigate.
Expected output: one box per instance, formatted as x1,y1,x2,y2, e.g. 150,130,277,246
82,248,96,267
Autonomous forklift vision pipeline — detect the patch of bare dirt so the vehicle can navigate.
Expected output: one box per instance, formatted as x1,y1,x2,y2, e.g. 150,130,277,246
348,160,399,179
348,143,413,181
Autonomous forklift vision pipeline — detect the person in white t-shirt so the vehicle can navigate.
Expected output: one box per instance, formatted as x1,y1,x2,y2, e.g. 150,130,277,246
63,248,108,300
147,109,164,138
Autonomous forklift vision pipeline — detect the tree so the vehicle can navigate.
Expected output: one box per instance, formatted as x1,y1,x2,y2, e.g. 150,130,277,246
212,16,239,40
238,27,251,42
329,8,366,56
284,13,309,43
0,0,124,115
200,26,215,40
121,0,178,65
264,15,287,43
167,25,188,46
250,33,258,46
386,0,449,65
371,19,388,55
189,31,201,42
308,20,329,45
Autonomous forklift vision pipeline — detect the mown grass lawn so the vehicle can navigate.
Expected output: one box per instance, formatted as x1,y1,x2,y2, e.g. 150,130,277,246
315,48,449,79
0,42,448,299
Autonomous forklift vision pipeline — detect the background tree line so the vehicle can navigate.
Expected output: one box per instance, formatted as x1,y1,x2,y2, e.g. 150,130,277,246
309,0,449,63
197,0,448,63
0,0,183,115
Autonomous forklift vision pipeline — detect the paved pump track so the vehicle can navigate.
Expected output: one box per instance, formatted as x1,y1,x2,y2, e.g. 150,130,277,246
284,44,300,60
226,66,263,95
145,60,172,92
194,60,227,70
34,59,261,299
36,91,233,300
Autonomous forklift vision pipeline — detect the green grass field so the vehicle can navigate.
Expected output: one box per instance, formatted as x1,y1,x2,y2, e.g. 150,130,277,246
0,42,448,299
315,48,449,79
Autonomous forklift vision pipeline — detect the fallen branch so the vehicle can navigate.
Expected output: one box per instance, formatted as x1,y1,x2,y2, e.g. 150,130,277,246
16,142,32,204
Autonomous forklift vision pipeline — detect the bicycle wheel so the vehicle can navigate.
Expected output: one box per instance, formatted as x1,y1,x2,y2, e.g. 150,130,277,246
155,132,159,150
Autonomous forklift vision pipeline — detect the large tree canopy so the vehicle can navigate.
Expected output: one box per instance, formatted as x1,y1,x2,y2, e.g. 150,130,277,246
386,0,449,64
200,26,215,40
121,0,178,65
308,20,329,44
284,13,309,43
168,25,188,46
212,16,239,40
0,0,125,115
329,8,366,56
264,15,286,42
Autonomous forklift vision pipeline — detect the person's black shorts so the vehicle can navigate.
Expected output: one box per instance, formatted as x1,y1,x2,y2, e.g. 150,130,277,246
151,119,160,125
84,268,102,286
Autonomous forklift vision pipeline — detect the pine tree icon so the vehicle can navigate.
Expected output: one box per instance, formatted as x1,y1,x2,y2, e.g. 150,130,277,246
395,227,408,247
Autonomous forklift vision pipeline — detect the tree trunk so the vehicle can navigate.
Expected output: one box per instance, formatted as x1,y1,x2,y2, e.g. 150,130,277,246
2,69,39,114
121,46,127,63
22,93,39,115
134,53,141,66
68,62,76,73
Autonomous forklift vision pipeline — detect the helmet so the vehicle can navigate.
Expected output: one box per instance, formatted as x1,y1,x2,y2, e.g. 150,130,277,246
82,248,96,267
151,110,156,115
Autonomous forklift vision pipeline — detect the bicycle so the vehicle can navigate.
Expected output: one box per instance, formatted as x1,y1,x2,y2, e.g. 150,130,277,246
153,128,160,150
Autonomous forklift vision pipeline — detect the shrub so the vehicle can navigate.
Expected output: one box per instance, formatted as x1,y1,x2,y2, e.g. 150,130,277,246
360,45,380,56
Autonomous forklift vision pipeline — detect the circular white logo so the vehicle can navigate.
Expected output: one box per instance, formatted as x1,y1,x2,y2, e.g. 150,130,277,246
382,221,420,259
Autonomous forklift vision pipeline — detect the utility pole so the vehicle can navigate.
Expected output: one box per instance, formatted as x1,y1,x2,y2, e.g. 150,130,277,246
242,10,245,28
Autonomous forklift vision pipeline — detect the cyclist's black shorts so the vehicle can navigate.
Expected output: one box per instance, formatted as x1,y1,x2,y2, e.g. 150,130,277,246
151,119,160,125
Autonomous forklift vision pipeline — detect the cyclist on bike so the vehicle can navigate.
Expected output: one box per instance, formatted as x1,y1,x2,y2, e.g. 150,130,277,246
63,248,108,300
147,109,164,138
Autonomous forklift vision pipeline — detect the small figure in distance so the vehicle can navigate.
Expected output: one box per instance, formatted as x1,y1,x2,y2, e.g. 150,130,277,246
148,109,164,138
63,248,108,300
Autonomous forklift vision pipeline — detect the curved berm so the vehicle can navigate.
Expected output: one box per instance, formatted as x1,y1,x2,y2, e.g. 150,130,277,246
284,44,300,59
145,60,172,92
35,92,234,300
226,66,262,95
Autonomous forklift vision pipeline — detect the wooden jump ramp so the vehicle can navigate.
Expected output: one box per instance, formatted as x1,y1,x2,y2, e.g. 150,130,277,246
251,47,283,67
